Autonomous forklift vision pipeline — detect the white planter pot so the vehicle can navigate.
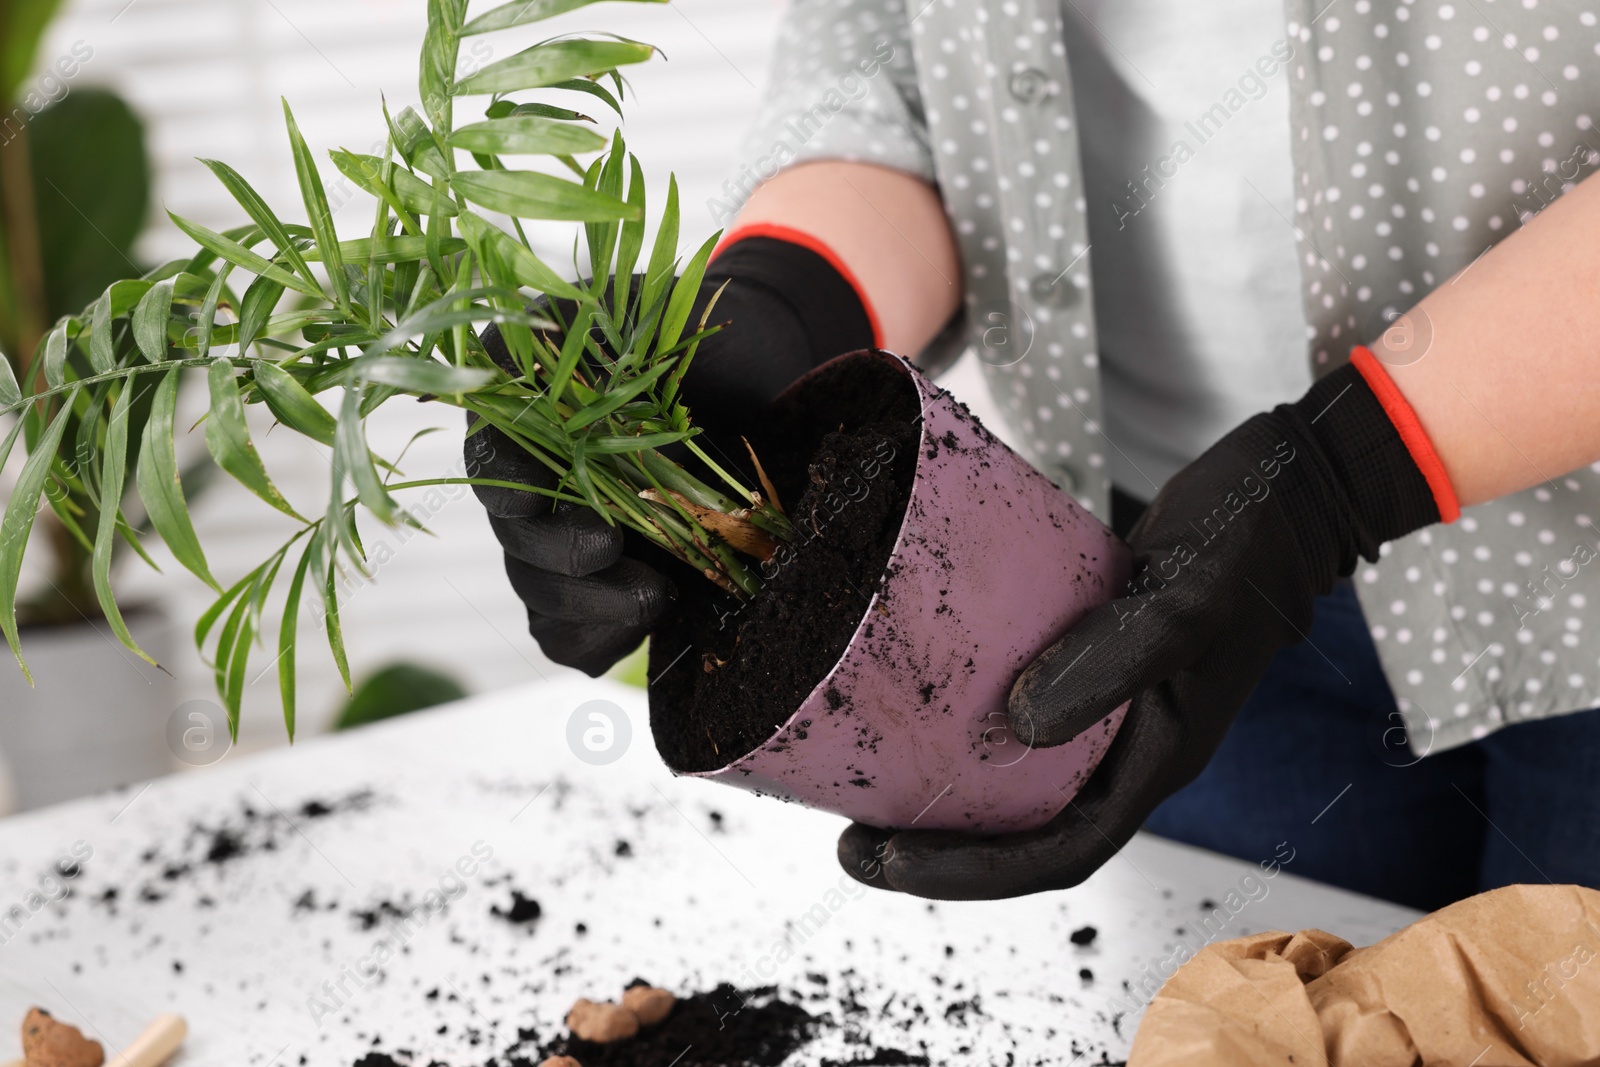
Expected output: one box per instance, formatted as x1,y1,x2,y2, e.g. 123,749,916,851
0,608,178,811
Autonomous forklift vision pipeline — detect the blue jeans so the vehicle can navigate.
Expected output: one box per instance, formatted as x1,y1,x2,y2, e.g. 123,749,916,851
1144,580,1600,912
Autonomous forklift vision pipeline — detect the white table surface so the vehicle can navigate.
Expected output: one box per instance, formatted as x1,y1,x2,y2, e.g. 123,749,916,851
0,679,1421,1066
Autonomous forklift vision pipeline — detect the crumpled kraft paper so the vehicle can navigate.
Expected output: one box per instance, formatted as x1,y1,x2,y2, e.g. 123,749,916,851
1128,884,1600,1067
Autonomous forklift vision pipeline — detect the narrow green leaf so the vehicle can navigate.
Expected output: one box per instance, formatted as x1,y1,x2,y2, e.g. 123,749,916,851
550,301,596,404
308,529,352,692
278,538,317,741
205,357,306,521
255,361,338,447
565,359,674,430
663,282,725,409
449,116,608,157
335,383,395,523
222,619,252,738
195,565,254,652
453,170,639,222
508,102,592,123
238,275,285,354
115,513,163,573
132,278,177,363
363,292,551,360
92,382,156,666
614,153,647,317
214,577,256,735
658,230,719,355
547,77,624,118
389,104,449,181
568,438,607,514
425,175,449,281
196,263,234,359
352,357,496,394
618,279,670,371
137,368,221,592
329,150,456,220
168,212,324,298
106,278,154,319
330,149,410,227
586,136,627,287
43,320,72,387
639,174,680,317
283,100,349,311
456,40,655,96
1,392,80,681
84,297,116,376
456,212,587,302
419,6,454,128
0,351,18,408
0,419,25,485
199,158,322,294
585,430,685,454
462,0,666,34
303,235,466,265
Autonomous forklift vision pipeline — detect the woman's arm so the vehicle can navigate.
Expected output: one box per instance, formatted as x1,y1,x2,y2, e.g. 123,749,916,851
1376,169,1600,506
731,160,963,358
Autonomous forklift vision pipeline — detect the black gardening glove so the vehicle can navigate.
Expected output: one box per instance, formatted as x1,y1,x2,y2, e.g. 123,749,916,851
465,235,878,676
837,353,1452,898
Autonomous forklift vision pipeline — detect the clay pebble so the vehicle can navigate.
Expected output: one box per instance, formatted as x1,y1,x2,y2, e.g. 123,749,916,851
620,986,675,1027
564,999,638,1044
21,1008,104,1067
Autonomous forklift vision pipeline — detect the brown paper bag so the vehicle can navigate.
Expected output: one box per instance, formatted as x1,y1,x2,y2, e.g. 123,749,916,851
1128,884,1600,1067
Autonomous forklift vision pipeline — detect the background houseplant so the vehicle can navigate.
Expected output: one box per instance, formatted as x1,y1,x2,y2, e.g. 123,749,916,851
0,0,182,809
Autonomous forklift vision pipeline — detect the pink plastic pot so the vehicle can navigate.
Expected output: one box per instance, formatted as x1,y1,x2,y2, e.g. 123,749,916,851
672,351,1132,833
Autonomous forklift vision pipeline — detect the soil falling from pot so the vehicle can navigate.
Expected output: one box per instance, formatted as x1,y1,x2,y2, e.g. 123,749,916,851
649,356,922,774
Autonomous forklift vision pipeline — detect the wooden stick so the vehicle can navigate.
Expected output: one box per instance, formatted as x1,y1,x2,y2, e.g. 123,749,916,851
107,1015,186,1067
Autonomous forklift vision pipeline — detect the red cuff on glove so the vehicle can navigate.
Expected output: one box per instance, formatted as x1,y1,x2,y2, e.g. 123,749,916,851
1349,345,1461,523
714,223,884,349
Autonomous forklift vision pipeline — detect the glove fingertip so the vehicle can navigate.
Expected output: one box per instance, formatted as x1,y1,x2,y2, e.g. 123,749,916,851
837,823,898,891
633,565,677,629
563,517,625,577
525,613,650,678
1008,639,1132,749
1009,590,1183,747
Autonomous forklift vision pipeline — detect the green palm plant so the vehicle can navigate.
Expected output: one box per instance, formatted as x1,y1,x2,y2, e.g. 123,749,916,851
0,0,789,739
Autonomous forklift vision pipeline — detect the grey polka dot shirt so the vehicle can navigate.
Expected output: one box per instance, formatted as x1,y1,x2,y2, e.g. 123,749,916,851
722,0,1600,755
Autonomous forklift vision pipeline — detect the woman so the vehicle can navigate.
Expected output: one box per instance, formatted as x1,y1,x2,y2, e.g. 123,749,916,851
467,0,1600,910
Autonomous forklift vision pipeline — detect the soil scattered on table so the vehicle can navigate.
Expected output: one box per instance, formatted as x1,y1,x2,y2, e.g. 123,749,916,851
355,972,1014,1067
86,789,378,910
538,983,816,1066
650,356,922,773
490,890,543,924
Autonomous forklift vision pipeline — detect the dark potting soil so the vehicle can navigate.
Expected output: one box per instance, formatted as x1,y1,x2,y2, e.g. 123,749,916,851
84,789,378,910
490,889,543,924
650,355,923,773
534,984,818,1067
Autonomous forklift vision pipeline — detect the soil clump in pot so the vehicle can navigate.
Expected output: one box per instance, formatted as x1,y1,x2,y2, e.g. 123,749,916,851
649,356,921,773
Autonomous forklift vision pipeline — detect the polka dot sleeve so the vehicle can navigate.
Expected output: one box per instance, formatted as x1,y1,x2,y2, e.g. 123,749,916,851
710,0,935,227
